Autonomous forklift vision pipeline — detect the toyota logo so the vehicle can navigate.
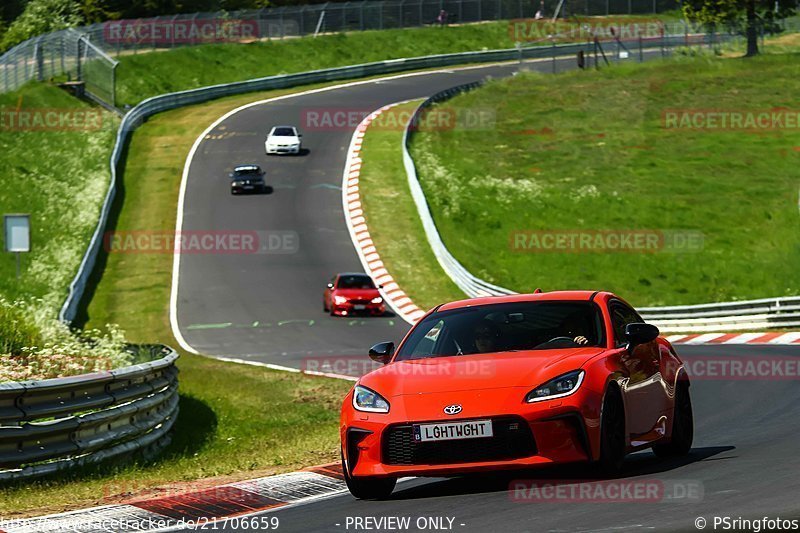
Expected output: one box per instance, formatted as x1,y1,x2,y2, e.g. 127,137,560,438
443,404,462,415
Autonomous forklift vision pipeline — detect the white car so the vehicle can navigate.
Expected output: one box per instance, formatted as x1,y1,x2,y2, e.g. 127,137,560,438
265,125,302,155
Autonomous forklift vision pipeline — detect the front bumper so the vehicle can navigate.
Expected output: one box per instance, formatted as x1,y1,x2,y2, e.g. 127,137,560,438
331,302,385,316
266,145,300,154
341,388,601,478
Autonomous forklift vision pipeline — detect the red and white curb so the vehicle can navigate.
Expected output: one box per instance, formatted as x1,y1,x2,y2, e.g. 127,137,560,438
341,102,426,325
667,331,800,345
0,465,347,533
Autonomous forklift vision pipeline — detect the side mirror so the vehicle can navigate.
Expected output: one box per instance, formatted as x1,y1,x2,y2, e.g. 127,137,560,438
378,284,384,289
326,282,334,289
368,341,394,365
624,322,659,348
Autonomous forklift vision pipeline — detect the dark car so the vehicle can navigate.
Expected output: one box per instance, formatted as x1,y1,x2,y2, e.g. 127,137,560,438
229,165,267,194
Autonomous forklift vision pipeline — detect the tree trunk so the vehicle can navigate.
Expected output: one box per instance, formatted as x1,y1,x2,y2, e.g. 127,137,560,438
745,0,759,56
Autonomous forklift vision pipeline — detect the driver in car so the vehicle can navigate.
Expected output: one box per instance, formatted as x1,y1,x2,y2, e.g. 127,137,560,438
473,320,501,353
561,314,590,346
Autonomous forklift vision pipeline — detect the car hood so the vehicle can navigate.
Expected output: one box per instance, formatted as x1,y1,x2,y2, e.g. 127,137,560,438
333,288,380,298
359,348,605,397
268,135,300,143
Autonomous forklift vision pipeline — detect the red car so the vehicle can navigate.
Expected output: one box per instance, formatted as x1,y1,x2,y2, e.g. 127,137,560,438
324,273,386,317
340,290,693,499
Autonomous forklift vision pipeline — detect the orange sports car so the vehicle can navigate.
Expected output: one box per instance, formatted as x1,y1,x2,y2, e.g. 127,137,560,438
339,290,693,499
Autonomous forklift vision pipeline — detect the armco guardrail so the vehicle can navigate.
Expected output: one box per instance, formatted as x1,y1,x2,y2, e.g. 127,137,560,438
0,345,178,482
638,297,800,332
403,80,516,299
61,33,711,323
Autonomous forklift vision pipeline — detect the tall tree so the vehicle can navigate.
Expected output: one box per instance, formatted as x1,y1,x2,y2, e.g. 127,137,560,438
682,0,797,56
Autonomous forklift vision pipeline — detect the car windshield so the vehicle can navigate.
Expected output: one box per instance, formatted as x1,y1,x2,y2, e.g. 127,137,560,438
272,127,295,136
233,167,261,176
337,275,375,289
395,301,605,360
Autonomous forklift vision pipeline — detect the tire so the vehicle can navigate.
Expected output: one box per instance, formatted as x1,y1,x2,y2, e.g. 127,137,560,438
653,381,693,457
597,386,626,477
342,451,396,500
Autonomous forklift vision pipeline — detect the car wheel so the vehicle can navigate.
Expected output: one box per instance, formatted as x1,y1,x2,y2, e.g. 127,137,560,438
597,386,626,477
653,381,693,457
341,451,396,500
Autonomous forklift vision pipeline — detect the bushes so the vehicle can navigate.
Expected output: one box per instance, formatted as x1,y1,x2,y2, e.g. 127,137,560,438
0,298,132,382
0,0,84,51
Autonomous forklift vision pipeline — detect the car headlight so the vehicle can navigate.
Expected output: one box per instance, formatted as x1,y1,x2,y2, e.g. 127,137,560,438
231,181,242,186
334,295,348,305
371,296,383,304
525,370,584,403
352,385,390,413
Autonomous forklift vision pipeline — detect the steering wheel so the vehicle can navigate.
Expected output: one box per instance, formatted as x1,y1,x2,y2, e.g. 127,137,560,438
534,336,579,349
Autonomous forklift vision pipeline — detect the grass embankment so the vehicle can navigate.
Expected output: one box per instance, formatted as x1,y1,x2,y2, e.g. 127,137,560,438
0,86,354,519
357,101,465,311
406,52,800,307
115,15,678,106
0,84,132,380
0,84,118,309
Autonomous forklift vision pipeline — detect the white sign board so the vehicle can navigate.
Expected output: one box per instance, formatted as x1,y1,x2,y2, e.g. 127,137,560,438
4,215,30,253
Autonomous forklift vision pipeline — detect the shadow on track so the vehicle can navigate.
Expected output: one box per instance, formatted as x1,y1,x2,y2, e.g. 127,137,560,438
387,445,735,501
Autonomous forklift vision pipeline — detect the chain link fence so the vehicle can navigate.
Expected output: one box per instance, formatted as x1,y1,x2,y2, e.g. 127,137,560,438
0,28,118,106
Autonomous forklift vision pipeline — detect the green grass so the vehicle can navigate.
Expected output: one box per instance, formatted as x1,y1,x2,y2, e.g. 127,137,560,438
0,83,118,312
115,15,678,106
0,86,356,519
407,52,800,307
357,100,465,312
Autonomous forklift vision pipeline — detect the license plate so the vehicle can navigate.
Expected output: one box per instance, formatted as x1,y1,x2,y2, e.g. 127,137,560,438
353,304,366,310
414,419,493,442
243,185,254,189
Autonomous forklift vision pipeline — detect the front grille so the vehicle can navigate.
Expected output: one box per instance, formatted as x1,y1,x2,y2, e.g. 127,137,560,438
382,416,536,466
349,299,371,305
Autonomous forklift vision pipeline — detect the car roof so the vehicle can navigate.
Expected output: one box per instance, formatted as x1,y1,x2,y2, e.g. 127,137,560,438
436,290,616,312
